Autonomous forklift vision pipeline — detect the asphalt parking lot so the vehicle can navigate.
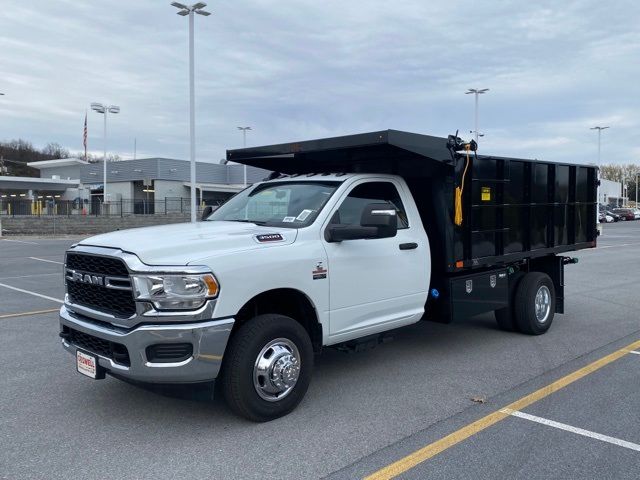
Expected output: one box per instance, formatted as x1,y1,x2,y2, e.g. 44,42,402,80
1,222,639,480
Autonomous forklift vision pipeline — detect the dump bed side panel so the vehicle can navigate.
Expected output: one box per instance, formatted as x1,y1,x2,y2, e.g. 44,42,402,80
447,155,598,272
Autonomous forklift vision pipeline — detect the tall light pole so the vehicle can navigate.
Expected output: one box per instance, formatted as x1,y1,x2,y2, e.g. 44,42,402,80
465,88,489,144
590,126,609,165
171,2,211,223
90,103,120,202
237,126,251,186
591,126,609,207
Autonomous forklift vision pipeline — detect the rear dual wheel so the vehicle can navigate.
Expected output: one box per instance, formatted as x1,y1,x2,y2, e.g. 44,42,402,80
495,272,555,335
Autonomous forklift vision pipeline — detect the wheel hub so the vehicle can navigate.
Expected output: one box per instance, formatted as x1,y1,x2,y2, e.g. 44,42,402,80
535,285,551,323
254,339,301,402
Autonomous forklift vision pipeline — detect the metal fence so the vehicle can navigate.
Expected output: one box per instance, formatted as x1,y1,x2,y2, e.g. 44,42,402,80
0,198,222,217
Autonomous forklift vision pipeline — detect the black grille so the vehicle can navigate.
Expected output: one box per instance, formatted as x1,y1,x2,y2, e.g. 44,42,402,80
65,253,136,318
67,281,136,317
63,326,130,366
66,252,129,276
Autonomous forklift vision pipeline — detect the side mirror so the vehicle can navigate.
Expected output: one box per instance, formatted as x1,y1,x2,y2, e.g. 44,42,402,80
360,202,398,238
325,203,398,242
201,205,213,221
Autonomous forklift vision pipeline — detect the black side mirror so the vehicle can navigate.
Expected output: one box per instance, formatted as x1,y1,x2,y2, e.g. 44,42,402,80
325,202,398,242
201,205,213,221
360,202,398,238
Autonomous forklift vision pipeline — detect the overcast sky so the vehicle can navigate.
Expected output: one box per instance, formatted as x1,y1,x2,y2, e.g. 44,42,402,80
1,0,638,164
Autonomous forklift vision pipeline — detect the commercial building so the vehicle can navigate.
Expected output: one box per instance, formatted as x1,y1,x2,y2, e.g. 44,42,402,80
599,178,624,206
0,157,269,215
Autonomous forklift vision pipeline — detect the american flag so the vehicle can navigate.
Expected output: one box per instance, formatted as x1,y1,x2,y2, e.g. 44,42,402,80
83,111,87,161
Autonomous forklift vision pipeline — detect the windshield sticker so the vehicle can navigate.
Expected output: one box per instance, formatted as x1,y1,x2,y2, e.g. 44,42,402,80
296,209,313,221
283,216,296,223
255,233,284,243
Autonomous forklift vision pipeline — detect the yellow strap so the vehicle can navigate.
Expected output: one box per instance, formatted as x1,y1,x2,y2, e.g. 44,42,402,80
454,147,471,226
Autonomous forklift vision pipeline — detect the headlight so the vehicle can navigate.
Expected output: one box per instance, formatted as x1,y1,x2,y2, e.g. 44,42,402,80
131,273,219,311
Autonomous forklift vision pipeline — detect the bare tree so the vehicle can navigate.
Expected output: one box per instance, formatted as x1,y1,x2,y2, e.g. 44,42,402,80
42,142,70,159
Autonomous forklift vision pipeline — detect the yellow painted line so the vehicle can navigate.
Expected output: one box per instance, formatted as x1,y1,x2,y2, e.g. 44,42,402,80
197,354,224,361
0,308,60,319
364,338,640,480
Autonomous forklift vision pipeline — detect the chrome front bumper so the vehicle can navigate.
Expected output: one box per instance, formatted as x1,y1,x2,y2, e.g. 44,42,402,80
59,305,234,383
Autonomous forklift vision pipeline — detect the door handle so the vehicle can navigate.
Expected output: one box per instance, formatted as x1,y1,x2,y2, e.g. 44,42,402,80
399,242,418,250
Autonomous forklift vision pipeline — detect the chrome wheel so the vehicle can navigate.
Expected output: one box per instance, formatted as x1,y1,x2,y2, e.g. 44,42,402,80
535,285,551,323
253,338,301,402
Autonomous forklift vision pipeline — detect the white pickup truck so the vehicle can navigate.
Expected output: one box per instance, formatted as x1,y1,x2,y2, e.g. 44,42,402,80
59,130,597,421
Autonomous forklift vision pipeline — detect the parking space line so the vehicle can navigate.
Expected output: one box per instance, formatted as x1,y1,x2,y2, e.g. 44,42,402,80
0,238,39,245
0,282,63,304
594,243,640,250
0,308,60,319
628,351,640,355
501,409,640,452
28,256,64,265
363,338,640,480
0,273,60,280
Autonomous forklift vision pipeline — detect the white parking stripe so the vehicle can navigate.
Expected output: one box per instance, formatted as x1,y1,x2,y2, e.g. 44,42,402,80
628,351,640,355
0,238,39,245
28,257,64,265
501,409,640,452
0,273,60,280
0,282,63,304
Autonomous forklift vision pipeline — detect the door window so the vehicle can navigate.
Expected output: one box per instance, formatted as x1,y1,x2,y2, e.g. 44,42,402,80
331,181,408,228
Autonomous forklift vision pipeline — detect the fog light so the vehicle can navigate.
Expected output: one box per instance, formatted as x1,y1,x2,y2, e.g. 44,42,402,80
146,343,193,363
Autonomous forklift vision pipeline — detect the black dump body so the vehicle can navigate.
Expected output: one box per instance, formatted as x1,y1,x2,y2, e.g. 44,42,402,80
227,130,598,281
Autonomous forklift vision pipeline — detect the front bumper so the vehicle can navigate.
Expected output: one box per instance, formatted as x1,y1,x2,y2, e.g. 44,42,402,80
59,305,234,383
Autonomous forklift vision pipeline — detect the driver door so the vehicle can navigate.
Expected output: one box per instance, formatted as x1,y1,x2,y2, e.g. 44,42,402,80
323,180,428,342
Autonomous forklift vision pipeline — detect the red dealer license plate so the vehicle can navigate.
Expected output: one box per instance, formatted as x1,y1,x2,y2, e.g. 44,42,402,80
76,350,98,379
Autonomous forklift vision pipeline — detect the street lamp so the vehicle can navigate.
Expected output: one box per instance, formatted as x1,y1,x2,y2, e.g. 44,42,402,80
91,102,120,202
237,126,251,186
590,126,609,165
171,2,211,223
465,88,489,144
590,126,609,208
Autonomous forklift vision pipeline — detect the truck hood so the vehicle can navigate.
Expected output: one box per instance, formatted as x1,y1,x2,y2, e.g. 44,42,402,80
78,221,298,266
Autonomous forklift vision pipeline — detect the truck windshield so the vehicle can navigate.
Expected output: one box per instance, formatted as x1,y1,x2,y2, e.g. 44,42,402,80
206,181,341,227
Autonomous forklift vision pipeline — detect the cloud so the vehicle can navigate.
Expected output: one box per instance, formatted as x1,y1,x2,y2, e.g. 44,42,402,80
0,0,638,166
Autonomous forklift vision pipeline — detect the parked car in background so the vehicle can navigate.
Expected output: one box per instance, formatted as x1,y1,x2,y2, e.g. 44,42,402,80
599,212,615,223
604,210,620,222
612,208,636,221
633,208,640,220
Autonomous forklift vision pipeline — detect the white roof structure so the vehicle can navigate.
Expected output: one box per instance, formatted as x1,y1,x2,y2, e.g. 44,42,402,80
27,158,89,169
182,182,245,193
0,176,79,191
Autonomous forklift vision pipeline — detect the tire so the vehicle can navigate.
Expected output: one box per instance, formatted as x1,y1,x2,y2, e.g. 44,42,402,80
514,272,555,335
220,314,313,422
494,272,525,331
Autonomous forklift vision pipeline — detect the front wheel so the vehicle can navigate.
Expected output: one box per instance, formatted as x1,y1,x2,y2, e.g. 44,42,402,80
514,272,555,335
220,314,313,422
